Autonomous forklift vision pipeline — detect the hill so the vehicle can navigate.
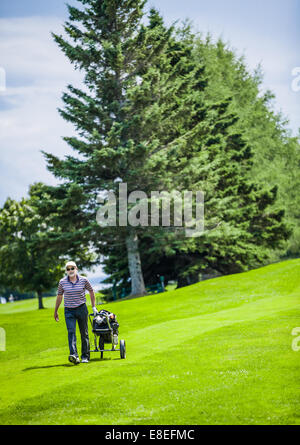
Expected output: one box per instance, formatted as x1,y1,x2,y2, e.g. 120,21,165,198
0,259,299,424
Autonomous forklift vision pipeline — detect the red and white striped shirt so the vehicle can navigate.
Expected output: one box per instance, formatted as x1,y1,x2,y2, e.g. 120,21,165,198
57,274,94,308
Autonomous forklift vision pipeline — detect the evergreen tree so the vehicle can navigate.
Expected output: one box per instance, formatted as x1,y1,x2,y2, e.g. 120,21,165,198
104,95,292,288
0,198,63,309
104,32,295,288
193,35,300,257
154,96,292,285
28,182,97,270
42,1,293,294
174,98,293,281
43,1,209,296
0,184,96,309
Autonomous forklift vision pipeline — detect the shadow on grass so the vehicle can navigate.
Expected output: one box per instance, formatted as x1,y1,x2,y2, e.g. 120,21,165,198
22,357,122,371
22,363,74,371
89,357,122,362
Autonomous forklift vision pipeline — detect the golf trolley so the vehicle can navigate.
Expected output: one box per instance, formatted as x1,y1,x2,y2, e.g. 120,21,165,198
88,309,126,360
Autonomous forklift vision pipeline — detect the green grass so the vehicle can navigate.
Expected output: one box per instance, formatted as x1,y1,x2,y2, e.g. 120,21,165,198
0,259,299,425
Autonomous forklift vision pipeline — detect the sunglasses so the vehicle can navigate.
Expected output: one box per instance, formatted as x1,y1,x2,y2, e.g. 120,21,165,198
66,267,75,271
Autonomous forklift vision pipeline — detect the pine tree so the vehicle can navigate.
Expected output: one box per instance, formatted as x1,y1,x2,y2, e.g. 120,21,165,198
145,96,292,284
102,92,292,288
43,1,209,296
28,182,98,270
0,198,63,309
193,35,300,258
0,184,97,309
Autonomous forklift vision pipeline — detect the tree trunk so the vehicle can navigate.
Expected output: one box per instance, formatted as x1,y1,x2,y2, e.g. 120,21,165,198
37,290,44,309
176,273,199,289
125,229,147,296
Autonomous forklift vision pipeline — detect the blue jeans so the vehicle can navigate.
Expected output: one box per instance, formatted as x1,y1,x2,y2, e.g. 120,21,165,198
64,303,90,360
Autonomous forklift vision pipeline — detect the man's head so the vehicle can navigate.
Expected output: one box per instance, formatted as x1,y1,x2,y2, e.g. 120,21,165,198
65,261,78,278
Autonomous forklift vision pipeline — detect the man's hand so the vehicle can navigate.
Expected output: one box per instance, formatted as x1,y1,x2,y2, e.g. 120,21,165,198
92,306,98,316
54,295,63,322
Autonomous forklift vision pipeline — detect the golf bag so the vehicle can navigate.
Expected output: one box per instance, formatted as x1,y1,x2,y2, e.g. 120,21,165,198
92,309,119,343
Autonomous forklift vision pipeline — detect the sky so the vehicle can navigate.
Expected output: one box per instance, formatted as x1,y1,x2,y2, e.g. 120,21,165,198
0,0,299,280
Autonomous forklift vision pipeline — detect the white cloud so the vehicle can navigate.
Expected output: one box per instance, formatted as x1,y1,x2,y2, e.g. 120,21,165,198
0,16,108,281
0,16,78,83
0,16,85,204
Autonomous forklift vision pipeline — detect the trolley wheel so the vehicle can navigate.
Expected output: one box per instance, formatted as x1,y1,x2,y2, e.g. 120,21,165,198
99,336,104,359
120,339,126,359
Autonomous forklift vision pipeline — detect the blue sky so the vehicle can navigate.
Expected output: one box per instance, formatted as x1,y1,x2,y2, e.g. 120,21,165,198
0,1,299,212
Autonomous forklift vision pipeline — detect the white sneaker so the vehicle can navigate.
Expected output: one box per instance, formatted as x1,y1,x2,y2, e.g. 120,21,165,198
81,358,89,363
69,355,80,365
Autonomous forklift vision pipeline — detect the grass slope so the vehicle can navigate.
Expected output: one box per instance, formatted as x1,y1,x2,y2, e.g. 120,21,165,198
0,259,299,425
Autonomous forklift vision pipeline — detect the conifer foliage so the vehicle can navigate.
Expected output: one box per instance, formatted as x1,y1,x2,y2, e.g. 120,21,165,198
43,0,291,294
43,0,206,295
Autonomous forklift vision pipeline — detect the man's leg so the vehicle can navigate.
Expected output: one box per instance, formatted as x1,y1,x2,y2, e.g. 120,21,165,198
64,308,78,358
76,304,90,361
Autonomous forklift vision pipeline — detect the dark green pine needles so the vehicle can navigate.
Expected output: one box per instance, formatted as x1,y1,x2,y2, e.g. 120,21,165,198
41,0,291,294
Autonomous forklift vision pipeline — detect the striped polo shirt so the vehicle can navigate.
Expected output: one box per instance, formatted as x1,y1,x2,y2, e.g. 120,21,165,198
57,274,94,308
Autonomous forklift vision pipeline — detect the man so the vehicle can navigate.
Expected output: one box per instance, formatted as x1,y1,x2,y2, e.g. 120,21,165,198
54,261,98,364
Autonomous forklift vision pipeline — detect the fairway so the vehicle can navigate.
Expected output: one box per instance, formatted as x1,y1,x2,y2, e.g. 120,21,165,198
0,259,299,425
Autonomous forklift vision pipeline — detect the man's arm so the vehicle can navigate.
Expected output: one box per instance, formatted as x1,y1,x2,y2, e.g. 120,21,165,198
54,294,63,322
54,281,64,321
85,279,96,313
90,290,96,308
